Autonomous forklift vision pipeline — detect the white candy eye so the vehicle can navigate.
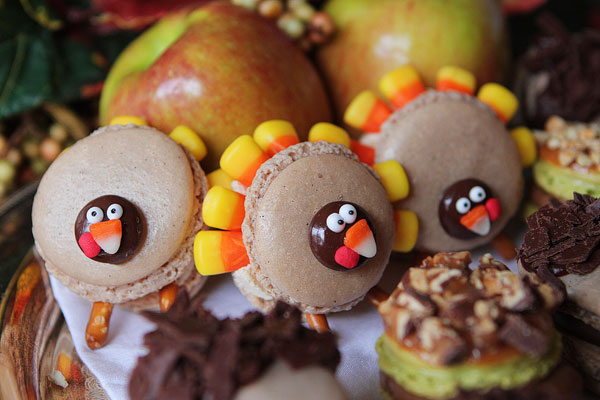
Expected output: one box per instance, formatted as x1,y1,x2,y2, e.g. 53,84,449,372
107,204,123,220
339,204,357,224
455,197,471,214
469,186,486,203
326,213,346,233
86,207,104,224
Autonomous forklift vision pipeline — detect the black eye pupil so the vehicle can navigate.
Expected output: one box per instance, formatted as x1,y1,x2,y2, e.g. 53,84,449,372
349,210,354,215
338,219,344,225
111,208,115,213
91,211,96,216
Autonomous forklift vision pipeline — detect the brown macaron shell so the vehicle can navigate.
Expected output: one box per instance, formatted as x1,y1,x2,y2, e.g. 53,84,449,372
368,90,522,252
33,125,208,305
237,141,394,314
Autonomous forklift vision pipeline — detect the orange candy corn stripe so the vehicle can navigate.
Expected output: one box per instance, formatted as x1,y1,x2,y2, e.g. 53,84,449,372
267,135,299,156
254,120,300,157
350,140,375,165
221,231,250,272
344,91,393,133
363,98,393,133
195,231,249,275
436,66,476,95
344,219,370,249
89,219,121,242
460,205,487,229
379,66,426,109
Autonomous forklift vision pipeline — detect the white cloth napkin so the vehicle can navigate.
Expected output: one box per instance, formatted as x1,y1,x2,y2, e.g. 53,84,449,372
50,244,519,400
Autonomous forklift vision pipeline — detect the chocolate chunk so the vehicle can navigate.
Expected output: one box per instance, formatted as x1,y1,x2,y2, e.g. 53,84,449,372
519,193,600,282
520,227,550,257
586,199,600,218
566,248,600,275
549,236,600,265
498,314,551,357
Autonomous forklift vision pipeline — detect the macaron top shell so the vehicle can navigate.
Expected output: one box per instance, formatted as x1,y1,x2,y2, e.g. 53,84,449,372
32,125,195,287
243,142,394,310
372,90,522,252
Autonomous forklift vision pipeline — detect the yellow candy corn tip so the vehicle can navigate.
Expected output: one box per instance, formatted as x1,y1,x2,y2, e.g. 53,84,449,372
253,120,299,153
109,115,148,126
477,83,519,122
207,169,234,189
436,66,476,90
373,160,410,202
379,65,421,98
201,186,245,231
309,122,351,148
169,125,207,161
344,91,377,129
220,135,265,179
194,231,226,276
510,127,537,167
394,210,418,253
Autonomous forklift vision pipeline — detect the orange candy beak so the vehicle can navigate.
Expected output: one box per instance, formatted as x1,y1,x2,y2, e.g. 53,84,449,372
89,220,122,254
344,219,377,258
459,205,490,236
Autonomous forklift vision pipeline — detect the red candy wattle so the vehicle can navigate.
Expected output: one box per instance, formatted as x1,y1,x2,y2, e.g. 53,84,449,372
485,198,502,221
78,231,101,258
335,246,360,269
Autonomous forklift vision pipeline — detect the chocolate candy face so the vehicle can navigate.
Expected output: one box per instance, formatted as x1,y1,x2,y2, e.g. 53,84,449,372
75,195,145,264
439,179,502,240
309,201,377,272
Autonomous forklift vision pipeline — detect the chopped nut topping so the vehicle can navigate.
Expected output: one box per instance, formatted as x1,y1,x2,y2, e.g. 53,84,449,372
536,116,600,168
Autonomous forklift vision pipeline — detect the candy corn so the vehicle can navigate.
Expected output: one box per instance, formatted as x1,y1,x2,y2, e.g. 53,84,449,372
373,160,410,202
344,219,376,258
202,186,246,231
109,115,148,126
207,169,234,189
309,122,351,147
220,135,269,187
510,127,537,167
194,231,249,275
477,83,519,123
379,66,426,109
254,120,299,156
169,125,207,161
89,220,122,255
393,210,418,252
436,66,476,95
350,140,375,165
344,91,393,133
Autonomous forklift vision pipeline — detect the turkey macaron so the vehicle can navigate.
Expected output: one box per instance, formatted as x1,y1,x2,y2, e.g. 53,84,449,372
32,123,209,348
